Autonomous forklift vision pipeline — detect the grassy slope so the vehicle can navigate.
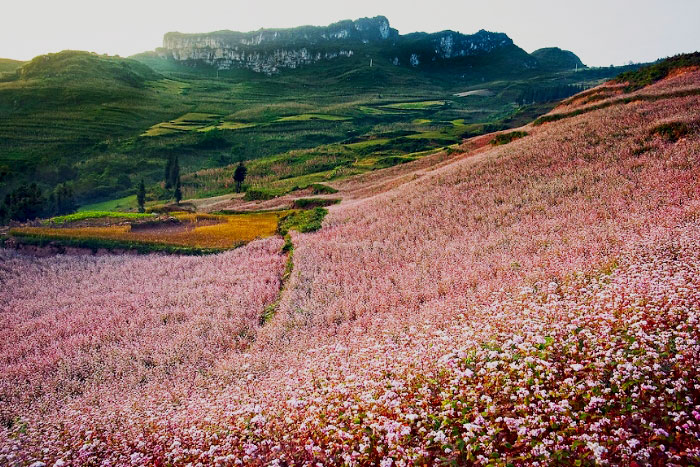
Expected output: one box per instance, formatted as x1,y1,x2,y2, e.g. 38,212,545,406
0,48,635,209
0,58,24,73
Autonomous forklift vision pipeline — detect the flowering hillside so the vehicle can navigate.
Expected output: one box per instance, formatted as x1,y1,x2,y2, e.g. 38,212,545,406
1,72,700,465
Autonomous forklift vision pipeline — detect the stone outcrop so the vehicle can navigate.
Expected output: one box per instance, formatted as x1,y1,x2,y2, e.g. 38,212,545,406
159,16,395,74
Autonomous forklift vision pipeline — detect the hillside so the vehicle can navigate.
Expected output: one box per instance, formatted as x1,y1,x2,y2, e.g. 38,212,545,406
2,58,699,465
0,58,24,74
531,47,585,70
0,20,632,216
0,51,187,201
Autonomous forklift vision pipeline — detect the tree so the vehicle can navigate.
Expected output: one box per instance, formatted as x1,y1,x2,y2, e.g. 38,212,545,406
174,178,182,205
51,183,77,215
164,155,174,189
1,183,45,223
234,161,247,193
137,179,146,213
169,155,180,190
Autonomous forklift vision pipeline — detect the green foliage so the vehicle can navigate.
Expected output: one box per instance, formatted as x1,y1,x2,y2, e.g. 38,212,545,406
293,198,340,209
491,131,528,145
174,178,182,204
0,45,632,209
650,121,692,142
137,179,146,213
10,230,223,255
234,161,247,193
309,183,338,194
244,188,276,201
531,47,585,70
1,183,44,223
615,52,700,91
78,195,137,212
165,154,180,189
278,207,329,236
15,50,160,87
47,183,77,216
0,59,24,74
44,211,154,225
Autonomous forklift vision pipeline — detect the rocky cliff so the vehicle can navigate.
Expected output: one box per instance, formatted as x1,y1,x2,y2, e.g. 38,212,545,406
157,16,578,75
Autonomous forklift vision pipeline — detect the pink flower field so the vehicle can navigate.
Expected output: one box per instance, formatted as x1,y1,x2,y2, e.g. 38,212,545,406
2,74,700,465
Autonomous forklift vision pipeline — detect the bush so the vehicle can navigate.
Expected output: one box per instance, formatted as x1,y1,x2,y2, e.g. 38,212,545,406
650,121,692,142
278,207,328,235
490,131,528,146
244,188,276,201
293,198,340,209
310,183,338,194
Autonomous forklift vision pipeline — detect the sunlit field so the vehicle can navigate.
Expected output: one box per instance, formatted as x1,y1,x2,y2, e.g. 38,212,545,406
10,211,284,250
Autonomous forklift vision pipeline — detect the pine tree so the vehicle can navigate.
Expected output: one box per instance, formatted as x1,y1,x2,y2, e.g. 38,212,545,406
164,155,174,189
137,179,146,213
174,178,182,205
169,156,180,190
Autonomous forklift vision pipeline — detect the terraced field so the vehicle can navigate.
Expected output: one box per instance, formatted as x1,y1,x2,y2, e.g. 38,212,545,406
10,211,286,252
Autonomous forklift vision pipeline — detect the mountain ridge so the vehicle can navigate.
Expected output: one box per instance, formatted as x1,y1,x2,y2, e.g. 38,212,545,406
156,16,581,75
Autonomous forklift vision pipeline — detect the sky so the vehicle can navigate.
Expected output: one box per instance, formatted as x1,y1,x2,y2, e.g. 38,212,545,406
2,0,698,66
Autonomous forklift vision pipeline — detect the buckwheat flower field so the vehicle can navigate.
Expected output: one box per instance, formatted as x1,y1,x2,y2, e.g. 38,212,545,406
1,73,700,466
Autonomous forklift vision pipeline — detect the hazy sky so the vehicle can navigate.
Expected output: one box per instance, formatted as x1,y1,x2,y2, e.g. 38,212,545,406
2,0,698,66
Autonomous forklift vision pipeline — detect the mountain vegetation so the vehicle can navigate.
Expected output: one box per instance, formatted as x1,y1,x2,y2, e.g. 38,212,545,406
0,18,640,221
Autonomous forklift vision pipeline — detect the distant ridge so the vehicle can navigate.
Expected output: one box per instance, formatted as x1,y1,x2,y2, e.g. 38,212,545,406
154,16,583,75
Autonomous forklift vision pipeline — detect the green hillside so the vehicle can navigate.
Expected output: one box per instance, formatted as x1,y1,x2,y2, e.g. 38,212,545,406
531,47,585,70
0,58,24,74
0,41,639,219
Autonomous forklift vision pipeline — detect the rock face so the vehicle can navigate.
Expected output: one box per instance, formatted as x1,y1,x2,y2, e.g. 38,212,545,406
160,16,396,74
158,16,542,75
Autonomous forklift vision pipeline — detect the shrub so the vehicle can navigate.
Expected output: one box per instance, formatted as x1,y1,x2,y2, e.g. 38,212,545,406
293,198,340,209
650,121,692,142
309,183,338,194
278,207,328,235
244,188,276,201
490,131,528,145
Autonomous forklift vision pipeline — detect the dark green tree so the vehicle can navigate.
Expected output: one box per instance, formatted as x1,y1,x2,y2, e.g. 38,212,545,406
174,178,182,205
169,155,180,190
234,161,247,193
1,183,45,223
164,155,174,189
137,179,146,213
51,183,77,215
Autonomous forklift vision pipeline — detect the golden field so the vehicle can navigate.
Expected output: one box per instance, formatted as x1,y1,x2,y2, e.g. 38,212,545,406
11,212,284,249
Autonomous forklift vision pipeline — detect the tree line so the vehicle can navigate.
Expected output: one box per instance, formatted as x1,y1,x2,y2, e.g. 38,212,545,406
1,154,249,223
0,183,77,223
517,84,588,106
